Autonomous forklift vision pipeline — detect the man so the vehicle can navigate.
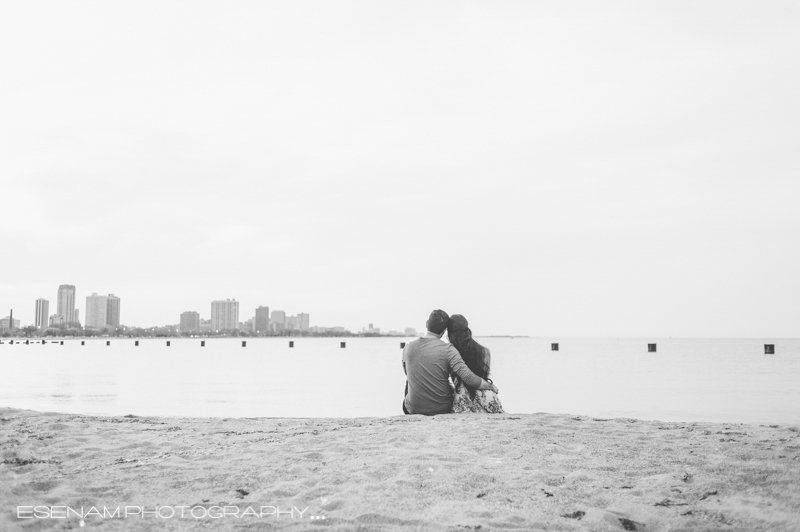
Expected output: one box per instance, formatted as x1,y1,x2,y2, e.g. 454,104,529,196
402,309,499,415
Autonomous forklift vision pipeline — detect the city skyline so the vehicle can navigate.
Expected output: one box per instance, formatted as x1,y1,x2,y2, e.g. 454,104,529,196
3,283,423,336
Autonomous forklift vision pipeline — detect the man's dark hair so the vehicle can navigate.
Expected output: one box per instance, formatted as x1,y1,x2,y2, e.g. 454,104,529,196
426,309,450,335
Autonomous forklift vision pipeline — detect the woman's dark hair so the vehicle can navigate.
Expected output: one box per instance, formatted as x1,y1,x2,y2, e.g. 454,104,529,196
447,314,490,391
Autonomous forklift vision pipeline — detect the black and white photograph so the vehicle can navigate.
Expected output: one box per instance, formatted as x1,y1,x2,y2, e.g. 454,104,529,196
1,1,799,530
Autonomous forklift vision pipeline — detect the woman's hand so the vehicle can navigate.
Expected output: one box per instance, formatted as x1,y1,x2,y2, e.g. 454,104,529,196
479,379,499,394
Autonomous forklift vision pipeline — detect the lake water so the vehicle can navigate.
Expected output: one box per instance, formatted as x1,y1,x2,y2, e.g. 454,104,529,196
1,337,799,424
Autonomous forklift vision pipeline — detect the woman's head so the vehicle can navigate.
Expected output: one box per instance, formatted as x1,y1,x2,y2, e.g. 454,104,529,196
447,314,490,380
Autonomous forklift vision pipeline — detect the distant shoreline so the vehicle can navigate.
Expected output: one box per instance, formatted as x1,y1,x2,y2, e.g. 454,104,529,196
0,334,532,341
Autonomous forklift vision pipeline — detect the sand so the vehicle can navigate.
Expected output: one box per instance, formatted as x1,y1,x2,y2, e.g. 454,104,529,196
1,408,799,531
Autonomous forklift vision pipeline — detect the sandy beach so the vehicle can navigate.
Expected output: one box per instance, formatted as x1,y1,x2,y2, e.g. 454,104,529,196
1,408,799,531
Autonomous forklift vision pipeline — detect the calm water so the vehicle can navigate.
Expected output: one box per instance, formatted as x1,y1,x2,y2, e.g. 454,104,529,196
1,337,798,424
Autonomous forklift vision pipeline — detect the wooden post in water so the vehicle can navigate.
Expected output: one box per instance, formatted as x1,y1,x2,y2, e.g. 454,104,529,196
107,340,110,346
135,340,139,346
648,343,657,352
81,341,85,345
60,341,63,345
201,340,205,347
167,341,170,347
289,341,294,348
242,341,246,347
765,344,775,355
551,343,559,351
400,342,406,348
340,342,346,348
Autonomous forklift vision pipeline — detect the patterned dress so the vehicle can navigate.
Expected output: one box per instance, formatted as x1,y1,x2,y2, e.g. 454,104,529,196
451,379,504,414
450,345,504,414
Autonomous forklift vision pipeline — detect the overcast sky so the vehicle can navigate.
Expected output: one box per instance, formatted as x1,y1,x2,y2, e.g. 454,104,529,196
1,1,798,337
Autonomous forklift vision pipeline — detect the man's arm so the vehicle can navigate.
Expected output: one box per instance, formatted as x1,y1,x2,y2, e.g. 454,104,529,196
447,349,499,393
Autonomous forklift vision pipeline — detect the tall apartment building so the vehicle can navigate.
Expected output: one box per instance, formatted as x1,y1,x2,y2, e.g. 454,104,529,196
85,293,122,329
180,311,200,333
35,298,49,329
57,284,76,324
254,306,270,335
106,295,121,327
85,294,107,329
270,310,286,332
211,299,239,331
0,316,20,331
297,313,310,331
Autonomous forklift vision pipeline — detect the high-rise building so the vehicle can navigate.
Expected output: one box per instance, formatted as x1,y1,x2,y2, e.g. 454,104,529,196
298,312,310,331
85,293,107,329
211,299,239,331
57,284,76,324
180,311,200,333
254,306,270,335
0,317,20,330
35,299,49,329
74,309,80,326
106,294,121,327
270,310,286,332
85,293,121,329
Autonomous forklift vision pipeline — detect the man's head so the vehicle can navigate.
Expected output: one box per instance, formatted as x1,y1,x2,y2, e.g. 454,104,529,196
426,309,450,336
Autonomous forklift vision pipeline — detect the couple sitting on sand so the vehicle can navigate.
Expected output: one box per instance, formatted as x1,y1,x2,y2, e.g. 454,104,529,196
402,309,504,415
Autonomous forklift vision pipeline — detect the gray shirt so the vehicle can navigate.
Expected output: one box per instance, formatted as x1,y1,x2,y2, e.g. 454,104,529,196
402,335,483,415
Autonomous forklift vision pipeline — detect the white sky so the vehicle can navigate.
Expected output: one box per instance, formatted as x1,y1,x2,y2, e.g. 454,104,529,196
1,1,798,337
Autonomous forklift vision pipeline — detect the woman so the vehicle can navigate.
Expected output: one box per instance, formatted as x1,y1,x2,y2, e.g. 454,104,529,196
447,314,504,414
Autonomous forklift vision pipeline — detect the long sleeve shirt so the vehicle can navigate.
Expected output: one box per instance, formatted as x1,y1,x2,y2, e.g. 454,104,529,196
402,335,483,415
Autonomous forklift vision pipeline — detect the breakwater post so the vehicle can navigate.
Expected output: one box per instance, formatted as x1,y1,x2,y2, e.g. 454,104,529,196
552,343,559,351
648,344,657,352
765,344,775,355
